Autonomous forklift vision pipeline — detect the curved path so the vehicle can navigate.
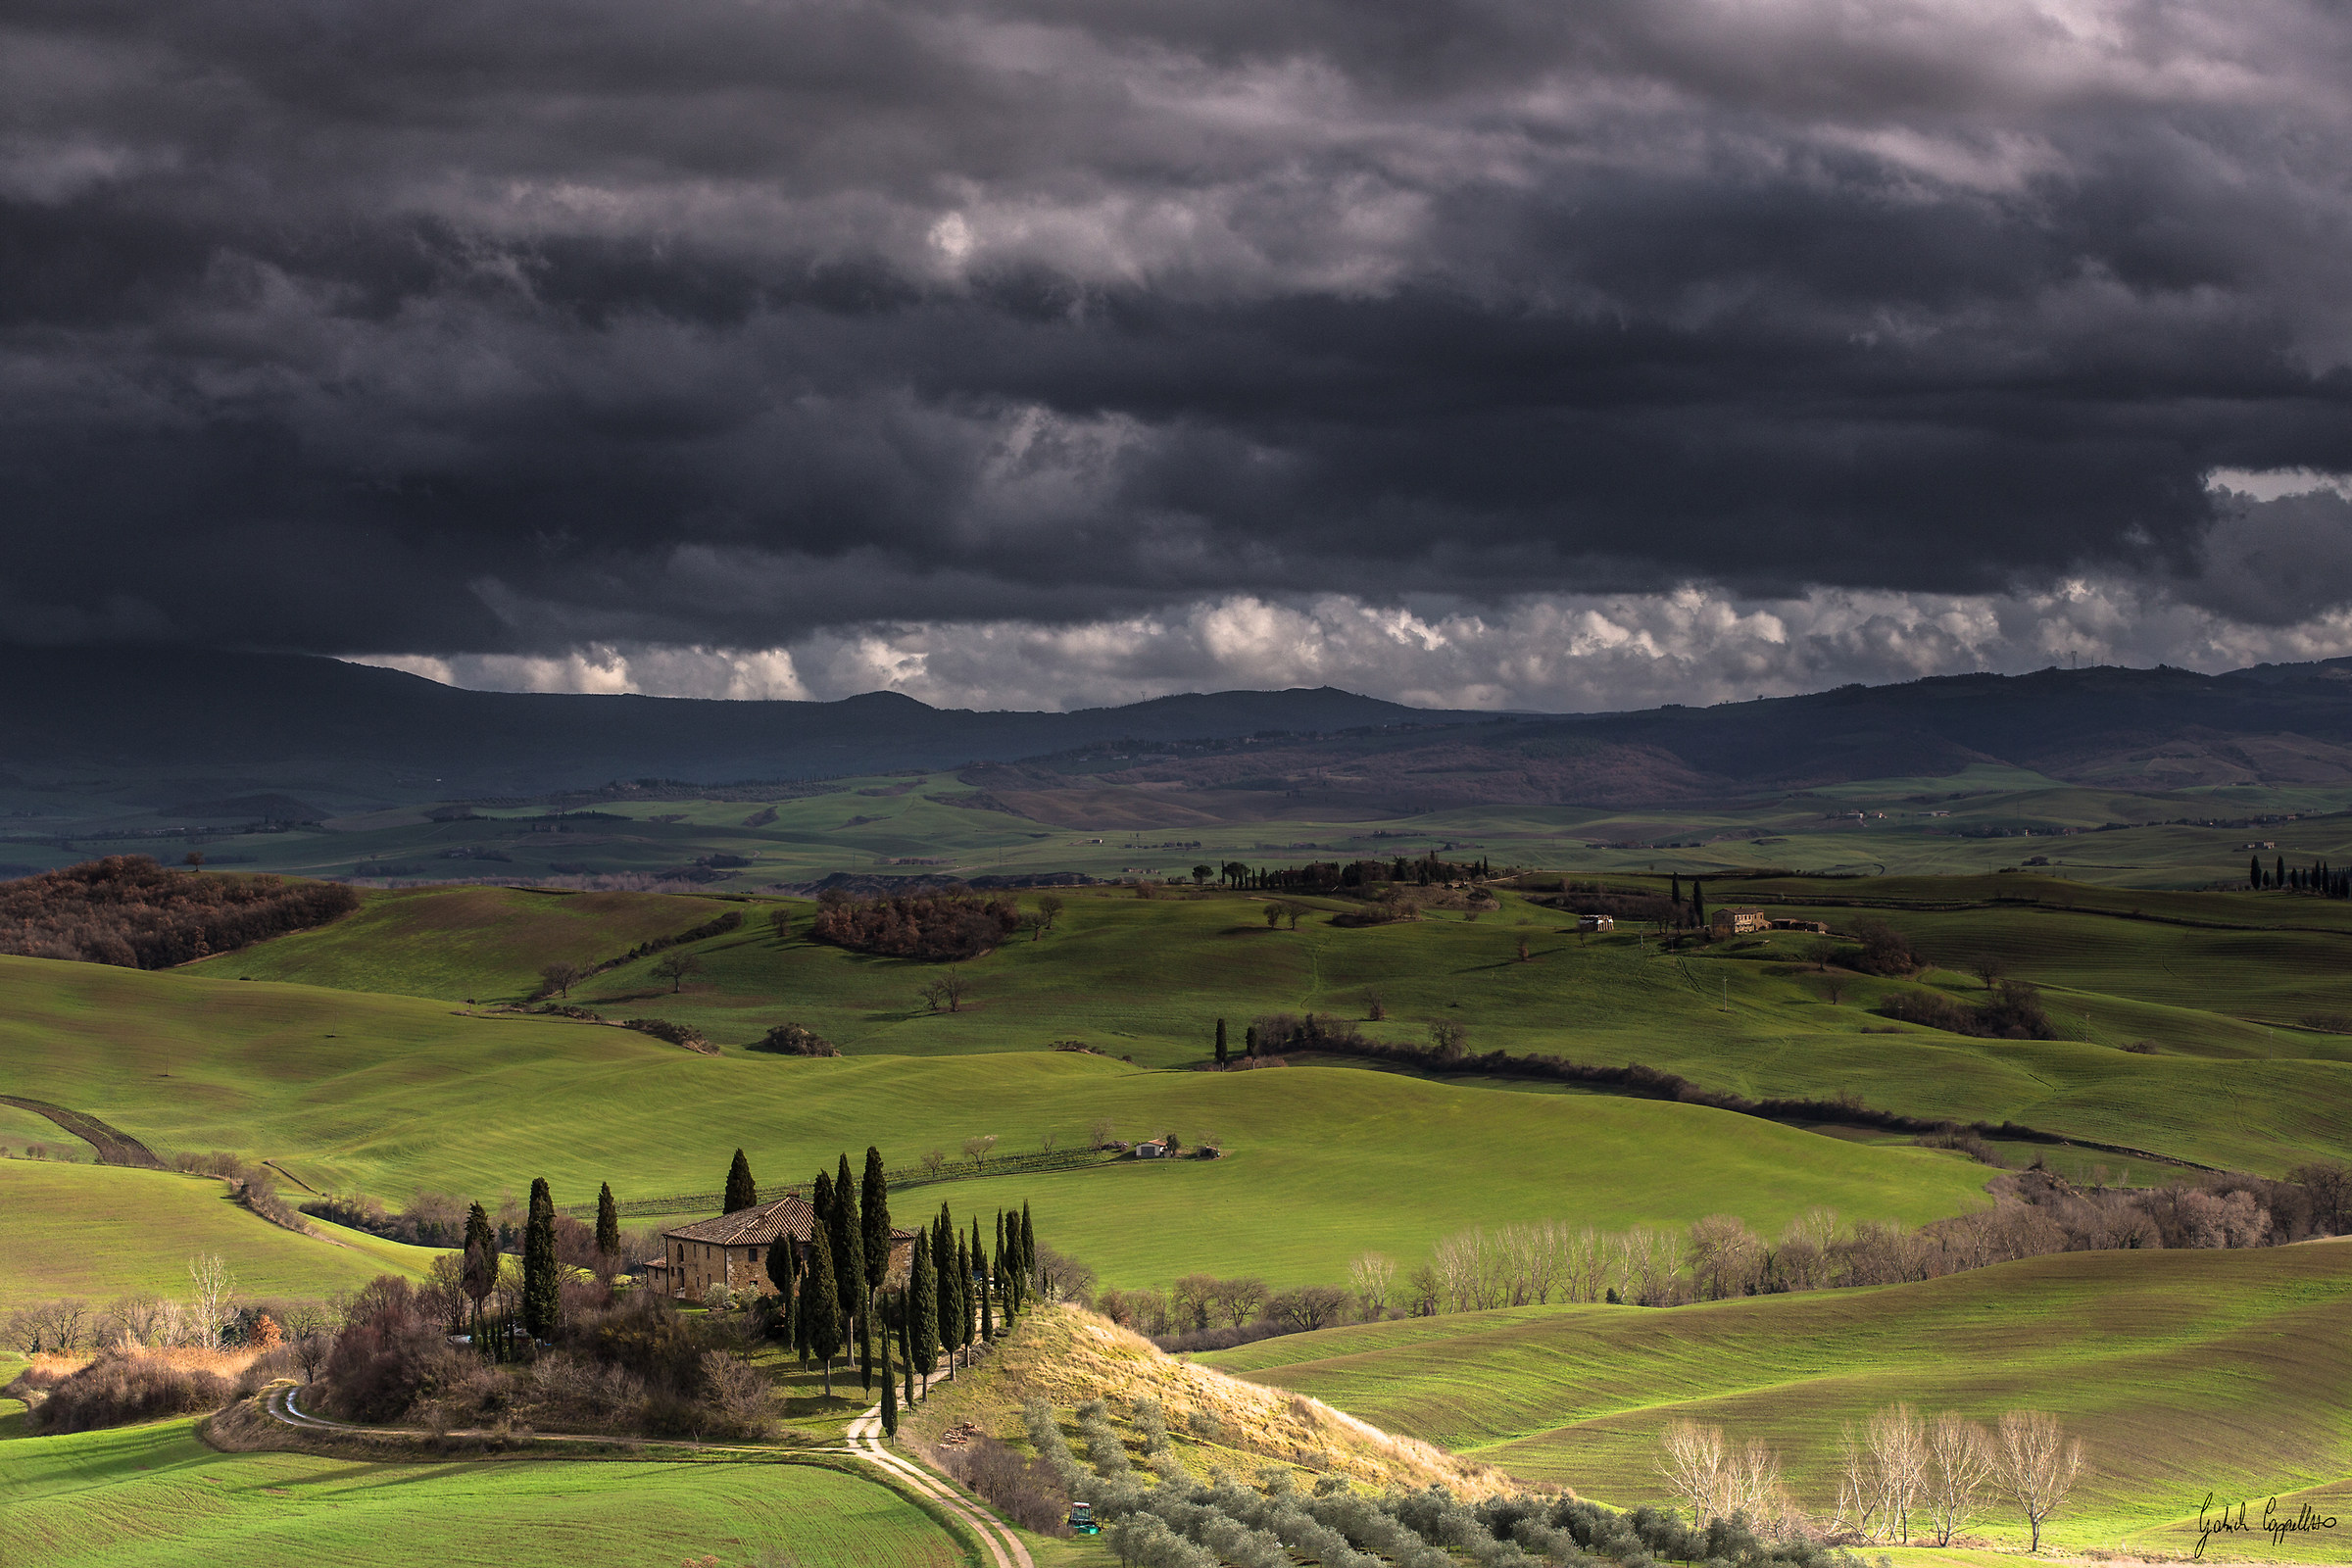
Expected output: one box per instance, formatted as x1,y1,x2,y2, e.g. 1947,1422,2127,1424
261,1384,1035,1568
849,1403,1035,1568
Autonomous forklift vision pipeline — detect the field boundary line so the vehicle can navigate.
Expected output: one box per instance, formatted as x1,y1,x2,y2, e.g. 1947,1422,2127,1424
0,1095,163,1168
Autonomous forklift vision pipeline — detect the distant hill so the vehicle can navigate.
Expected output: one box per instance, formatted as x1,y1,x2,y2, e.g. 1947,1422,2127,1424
5,645,2352,816
0,645,1483,813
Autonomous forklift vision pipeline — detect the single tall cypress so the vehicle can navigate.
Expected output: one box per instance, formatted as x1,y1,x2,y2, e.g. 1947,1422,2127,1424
909,1238,938,1397
1670,872,1682,907
462,1200,497,1341
955,1231,972,1368
830,1153,865,1330
1214,1018,1228,1066
803,1223,843,1396
899,1295,916,1409
594,1182,620,1258
2251,855,2263,889
974,1215,993,1344
994,1210,1010,1325
811,1170,833,1228
880,1300,898,1435
765,1226,800,1345
858,1299,875,1393
724,1149,758,1213
1020,1203,1036,1304
934,1208,963,1376
860,1146,891,1297
1690,879,1706,930
522,1177,560,1341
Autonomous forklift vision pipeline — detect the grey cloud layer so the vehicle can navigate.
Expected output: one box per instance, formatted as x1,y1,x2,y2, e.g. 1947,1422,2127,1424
5,0,2352,662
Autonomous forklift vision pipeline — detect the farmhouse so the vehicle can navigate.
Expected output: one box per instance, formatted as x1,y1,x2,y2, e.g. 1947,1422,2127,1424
1710,906,1768,935
1578,913,1615,932
640,1192,921,1299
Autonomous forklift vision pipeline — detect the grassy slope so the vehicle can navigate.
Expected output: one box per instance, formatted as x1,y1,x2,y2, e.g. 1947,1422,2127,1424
200,878,2352,1172
0,957,1991,1290
187,884,738,1002
1,1420,959,1568
0,1161,441,1306
1203,1242,2352,1556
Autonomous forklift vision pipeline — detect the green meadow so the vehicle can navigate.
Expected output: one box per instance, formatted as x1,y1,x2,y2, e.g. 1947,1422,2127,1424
0,1162,440,1307
0,1420,962,1568
1203,1241,2352,1556
0,956,1992,1289
131,872,2352,1175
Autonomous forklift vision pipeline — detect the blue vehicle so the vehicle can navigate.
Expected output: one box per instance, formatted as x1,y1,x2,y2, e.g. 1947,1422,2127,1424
1067,1502,1100,1536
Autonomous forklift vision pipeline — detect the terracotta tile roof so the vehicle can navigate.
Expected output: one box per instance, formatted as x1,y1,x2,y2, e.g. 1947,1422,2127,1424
661,1193,920,1249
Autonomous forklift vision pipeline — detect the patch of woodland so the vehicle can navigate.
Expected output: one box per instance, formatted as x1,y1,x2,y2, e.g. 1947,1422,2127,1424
315,1274,778,1440
172,1149,312,1232
749,1021,839,1055
620,1016,715,1054
1876,979,2057,1040
0,855,358,967
809,888,1021,959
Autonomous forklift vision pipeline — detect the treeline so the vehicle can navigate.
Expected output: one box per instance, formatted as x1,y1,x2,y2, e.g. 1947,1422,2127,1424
0,856,357,967
810,890,1022,959
1211,850,1496,896
2250,853,2350,895
1088,1165,2348,1348
1876,980,2056,1040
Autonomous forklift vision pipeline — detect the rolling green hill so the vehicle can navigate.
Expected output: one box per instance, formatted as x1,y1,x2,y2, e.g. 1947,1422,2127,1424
1,1420,959,1568
187,884,741,1002
0,1162,442,1306
0,956,1994,1290
1203,1241,2352,1556
167,873,2352,1173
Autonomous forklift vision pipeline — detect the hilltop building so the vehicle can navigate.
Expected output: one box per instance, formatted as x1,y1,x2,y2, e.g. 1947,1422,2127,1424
640,1192,920,1299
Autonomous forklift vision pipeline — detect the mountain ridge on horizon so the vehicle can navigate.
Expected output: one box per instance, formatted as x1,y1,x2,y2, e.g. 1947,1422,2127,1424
7,644,2352,817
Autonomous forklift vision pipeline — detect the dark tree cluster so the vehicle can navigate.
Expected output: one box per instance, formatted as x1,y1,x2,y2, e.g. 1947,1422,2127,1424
1876,979,2057,1040
809,891,1021,959
2251,854,2351,897
0,856,358,967
1229,850,1495,897
749,1022,839,1055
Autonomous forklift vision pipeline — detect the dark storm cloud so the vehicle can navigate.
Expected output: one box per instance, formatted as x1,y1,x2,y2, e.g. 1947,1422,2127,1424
3,0,2351,655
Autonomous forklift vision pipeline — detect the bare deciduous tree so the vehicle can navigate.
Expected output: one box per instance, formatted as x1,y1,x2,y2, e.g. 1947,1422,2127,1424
1924,1411,1995,1545
1656,1419,1729,1526
187,1253,235,1348
1869,1402,1929,1543
1428,1018,1469,1060
1991,1408,2083,1552
1036,895,1065,930
538,959,584,999
920,971,970,1013
1348,1251,1396,1317
961,1133,999,1163
650,951,704,993
1089,1116,1117,1150
920,1148,948,1178
1969,952,2008,990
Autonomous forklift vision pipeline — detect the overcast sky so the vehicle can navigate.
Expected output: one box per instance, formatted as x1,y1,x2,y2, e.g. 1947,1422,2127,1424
7,0,2352,710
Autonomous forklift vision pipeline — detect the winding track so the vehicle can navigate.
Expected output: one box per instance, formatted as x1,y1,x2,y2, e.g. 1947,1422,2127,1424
260,1383,1035,1567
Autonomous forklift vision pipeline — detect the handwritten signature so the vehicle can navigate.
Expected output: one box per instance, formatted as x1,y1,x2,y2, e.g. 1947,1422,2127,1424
2195,1493,2341,1559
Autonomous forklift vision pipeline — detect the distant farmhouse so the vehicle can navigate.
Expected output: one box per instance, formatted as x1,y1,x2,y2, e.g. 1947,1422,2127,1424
642,1192,920,1299
1710,906,1769,936
1578,913,1614,932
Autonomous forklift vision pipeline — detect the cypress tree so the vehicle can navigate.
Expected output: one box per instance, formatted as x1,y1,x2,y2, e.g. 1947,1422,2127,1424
2251,855,2263,890
1690,879,1706,930
1670,872,1682,906
995,1210,1010,1324
2278,855,2287,888
1020,1203,1036,1303
595,1182,620,1259
935,1209,963,1376
462,1200,497,1343
830,1153,865,1331
766,1226,800,1345
880,1299,898,1435
909,1238,938,1398
858,1298,874,1393
956,1231,972,1366
811,1169,833,1228
804,1224,843,1396
861,1146,891,1297
724,1149,758,1212
522,1177,560,1341
899,1294,916,1409
1245,1023,1258,1059
975,1215,993,1344
1214,1018,1228,1067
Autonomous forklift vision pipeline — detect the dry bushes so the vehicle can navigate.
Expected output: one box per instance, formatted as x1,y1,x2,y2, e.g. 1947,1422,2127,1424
936,1431,1074,1534
750,1022,838,1055
12,1351,232,1433
0,856,357,967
